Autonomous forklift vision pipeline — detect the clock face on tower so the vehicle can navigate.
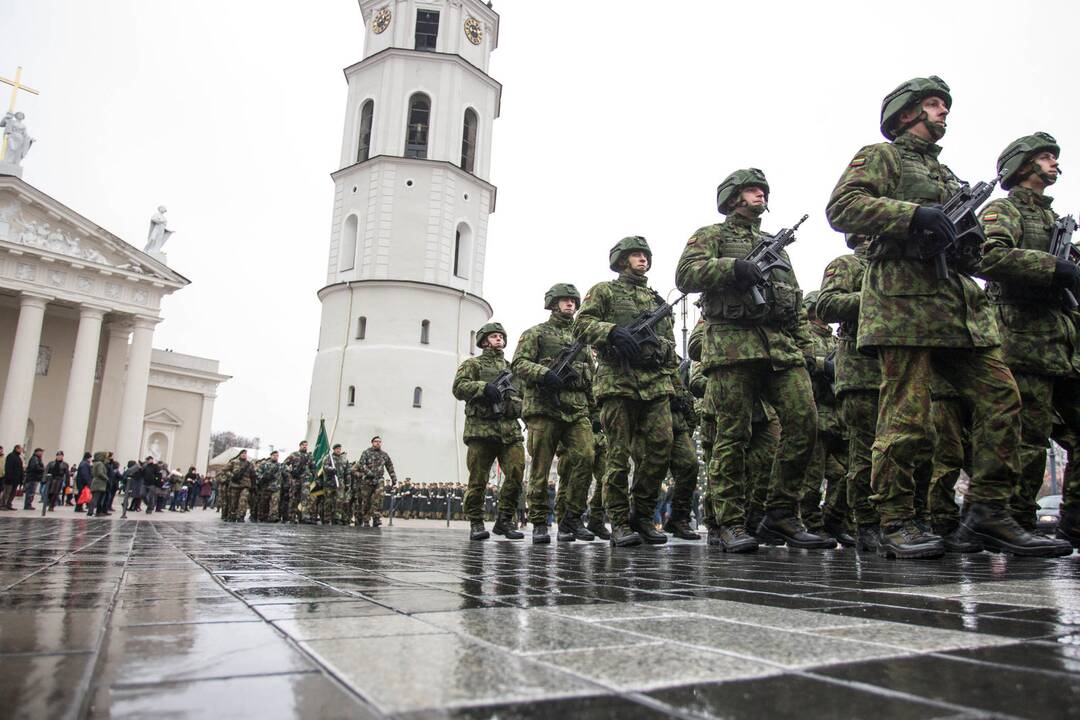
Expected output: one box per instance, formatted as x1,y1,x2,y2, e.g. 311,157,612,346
372,7,392,34
464,17,483,45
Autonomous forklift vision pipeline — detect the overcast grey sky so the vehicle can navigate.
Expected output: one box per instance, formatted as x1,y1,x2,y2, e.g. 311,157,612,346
3,0,1078,453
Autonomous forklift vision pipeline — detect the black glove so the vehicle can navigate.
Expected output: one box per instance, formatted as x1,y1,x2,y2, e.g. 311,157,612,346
540,370,564,389
733,259,766,290
804,356,817,373
1053,259,1080,289
607,326,641,360
482,382,502,404
592,419,603,434
823,356,836,382
910,206,957,254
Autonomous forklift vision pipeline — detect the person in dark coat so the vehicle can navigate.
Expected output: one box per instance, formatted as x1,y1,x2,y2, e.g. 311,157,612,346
24,448,44,510
141,458,162,514
74,452,92,512
44,452,69,512
86,451,110,517
2,445,25,510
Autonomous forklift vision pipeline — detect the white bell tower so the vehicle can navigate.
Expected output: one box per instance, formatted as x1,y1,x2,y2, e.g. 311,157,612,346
307,0,501,484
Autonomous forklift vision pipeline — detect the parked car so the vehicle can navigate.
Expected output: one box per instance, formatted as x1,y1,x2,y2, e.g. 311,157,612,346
1037,494,1062,532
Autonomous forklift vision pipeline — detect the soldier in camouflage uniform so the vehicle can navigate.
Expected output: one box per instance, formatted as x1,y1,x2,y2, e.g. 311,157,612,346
513,284,597,543
928,389,972,543
654,367,702,540
573,237,677,547
356,437,397,527
802,291,854,546
284,441,316,524
817,233,884,550
325,444,349,525
452,323,526,541
255,450,285,522
979,132,1080,548
826,75,1069,558
224,450,255,522
677,169,832,552
217,463,233,521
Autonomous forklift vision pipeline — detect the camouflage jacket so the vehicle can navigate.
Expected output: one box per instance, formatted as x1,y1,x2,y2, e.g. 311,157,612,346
325,452,349,489
675,213,811,371
826,133,999,350
816,246,881,395
452,348,524,445
284,449,315,480
512,311,594,422
356,448,397,484
572,271,676,402
255,459,285,490
807,323,841,435
979,188,1079,378
224,457,255,490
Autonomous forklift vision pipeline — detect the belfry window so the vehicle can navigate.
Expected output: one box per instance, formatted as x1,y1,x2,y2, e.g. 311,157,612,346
357,100,374,162
415,10,440,51
405,93,431,159
460,109,478,172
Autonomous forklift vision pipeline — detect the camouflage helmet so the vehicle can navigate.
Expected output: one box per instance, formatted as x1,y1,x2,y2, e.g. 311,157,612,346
475,322,507,348
997,132,1060,190
543,283,581,310
716,168,769,215
608,236,652,272
880,75,951,140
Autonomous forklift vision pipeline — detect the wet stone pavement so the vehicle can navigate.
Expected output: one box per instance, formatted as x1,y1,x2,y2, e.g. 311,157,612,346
1,517,1078,719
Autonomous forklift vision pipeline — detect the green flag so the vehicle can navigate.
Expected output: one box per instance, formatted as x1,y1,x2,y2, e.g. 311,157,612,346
309,419,331,498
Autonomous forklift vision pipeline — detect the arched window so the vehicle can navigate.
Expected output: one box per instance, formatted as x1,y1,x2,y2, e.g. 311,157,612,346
420,319,430,344
405,93,431,159
356,316,367,340
460,108,478,172
357,100,374,162
454,223,472,279
339,214,359,271
347,386,356,406
413,387,423,408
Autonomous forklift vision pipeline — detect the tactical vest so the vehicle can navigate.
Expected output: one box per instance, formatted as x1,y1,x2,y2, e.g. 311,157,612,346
465,354,522,420
699,224,801,329
989,197,1057,304
535,321,589,389
602,279,673,369
869,141,959,259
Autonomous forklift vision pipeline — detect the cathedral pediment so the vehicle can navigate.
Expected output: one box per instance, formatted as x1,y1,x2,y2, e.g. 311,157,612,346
0,175,187,287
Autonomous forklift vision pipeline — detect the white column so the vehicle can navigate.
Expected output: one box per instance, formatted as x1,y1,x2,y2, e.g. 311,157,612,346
91,321,132,452
0,293,50,447
56,305,107,457
194,393,216,474
113,316,159,463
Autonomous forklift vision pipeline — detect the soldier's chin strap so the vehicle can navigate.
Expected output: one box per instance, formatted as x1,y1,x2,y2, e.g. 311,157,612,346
733,199,769,216
896,111,945,142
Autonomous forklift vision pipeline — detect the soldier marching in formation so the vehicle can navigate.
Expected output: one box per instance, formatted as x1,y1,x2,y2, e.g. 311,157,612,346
214,74,1078,562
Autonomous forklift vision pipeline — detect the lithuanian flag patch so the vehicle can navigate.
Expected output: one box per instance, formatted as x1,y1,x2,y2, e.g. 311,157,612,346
983,212,999,222
850,156,867,168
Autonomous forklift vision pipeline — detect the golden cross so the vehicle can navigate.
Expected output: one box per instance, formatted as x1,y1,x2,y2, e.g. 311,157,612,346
1,66,40,162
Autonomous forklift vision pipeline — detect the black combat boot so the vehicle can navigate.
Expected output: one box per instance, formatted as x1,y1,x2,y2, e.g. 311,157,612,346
628,512,668,545
933,521,983,554
532,523,551,544
757,509,837,549
662,514,701,540
567,514,595,541
745,508,765,538
822,517,857,548
585,517,611,540
609,523,642,548
961,503,1073,557
1057,508,1080,549
855,523,880,551
717,525,758,553
705,524,722,547
556,517,576,542
877,520,945,559
469,521,490,541
492,515,524,539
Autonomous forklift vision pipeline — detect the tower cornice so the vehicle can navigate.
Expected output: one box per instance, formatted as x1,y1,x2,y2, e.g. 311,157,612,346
330,154,497,213
316,278,493,315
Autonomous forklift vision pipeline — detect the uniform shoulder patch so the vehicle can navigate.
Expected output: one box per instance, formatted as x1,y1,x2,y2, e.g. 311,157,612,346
824,267,837,278
982,212,999,222
849,156,867,168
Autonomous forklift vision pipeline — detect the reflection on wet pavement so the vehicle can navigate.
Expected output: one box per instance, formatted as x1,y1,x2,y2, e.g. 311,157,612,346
0,516,1077,718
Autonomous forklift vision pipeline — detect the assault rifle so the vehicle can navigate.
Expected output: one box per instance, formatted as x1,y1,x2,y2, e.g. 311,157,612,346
489,369,518,416
925,170,1004,280
746,214,809,306
1049,215,1079,311
543,339,587,409
608,292,688,371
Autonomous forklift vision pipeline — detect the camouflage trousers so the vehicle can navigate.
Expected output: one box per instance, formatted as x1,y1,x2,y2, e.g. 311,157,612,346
359,480,385,522
1051,424,1080,515
634,429,698,519
873,347,1021,525
928,396,971,532
799,427,849,531
464,440,524,522
526,415,593,524
707,363,816,526
1010,372,1080,528
839,392,879,527
556,433,606,521
699,408,778,527
294,477,315,522
600,396,673,527
254,487,282,522
227,486,251,521
219,483,232,521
